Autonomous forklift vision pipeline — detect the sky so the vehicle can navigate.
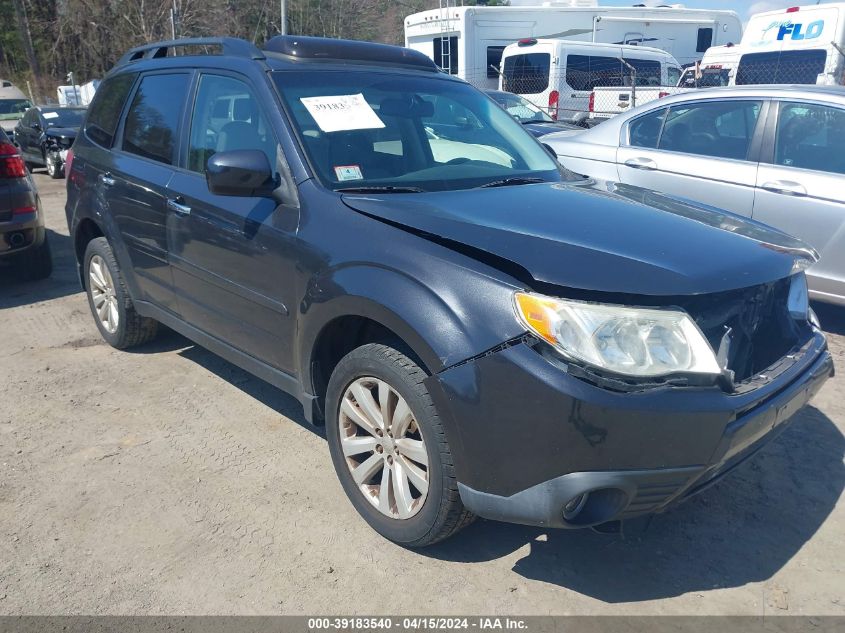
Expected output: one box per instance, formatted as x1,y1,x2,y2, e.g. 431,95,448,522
597,0,839,22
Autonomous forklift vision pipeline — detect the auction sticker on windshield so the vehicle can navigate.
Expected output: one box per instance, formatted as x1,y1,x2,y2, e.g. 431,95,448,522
300,93,385,132
334,165,363,181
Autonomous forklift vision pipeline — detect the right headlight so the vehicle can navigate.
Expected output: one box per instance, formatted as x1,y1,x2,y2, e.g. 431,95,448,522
514,292,721,378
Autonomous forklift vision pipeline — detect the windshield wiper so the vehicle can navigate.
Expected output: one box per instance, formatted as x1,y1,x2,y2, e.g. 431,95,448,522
336,186,425,194
478,177,546,189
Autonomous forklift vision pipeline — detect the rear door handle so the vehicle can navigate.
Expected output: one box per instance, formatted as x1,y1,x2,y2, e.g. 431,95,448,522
99,173,116,187
167,197,192,216
624,157,658,170
761,180,807,196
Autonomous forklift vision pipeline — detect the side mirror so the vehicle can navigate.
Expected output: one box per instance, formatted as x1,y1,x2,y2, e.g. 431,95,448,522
206,149,275,197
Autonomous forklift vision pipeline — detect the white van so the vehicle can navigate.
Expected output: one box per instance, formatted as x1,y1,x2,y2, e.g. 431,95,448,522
678,44,742,88
499,39,682,125
733,3,845,86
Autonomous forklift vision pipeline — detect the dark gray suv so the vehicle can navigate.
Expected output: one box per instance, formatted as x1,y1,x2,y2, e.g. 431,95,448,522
66,36,833,546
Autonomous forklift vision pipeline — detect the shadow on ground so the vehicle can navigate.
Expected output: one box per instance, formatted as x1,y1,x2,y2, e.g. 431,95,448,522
420,406,843,602
133,323,844,603
0,229,79,308
130,327,321,436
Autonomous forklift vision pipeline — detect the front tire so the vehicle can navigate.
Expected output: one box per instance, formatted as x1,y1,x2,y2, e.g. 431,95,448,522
326,343,474,546
46,152,63,179
83,237,158,349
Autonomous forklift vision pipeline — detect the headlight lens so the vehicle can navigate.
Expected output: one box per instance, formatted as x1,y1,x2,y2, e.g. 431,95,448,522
514,292,720,378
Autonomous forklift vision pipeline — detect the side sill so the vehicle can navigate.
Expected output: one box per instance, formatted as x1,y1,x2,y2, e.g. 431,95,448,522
134,300,321,424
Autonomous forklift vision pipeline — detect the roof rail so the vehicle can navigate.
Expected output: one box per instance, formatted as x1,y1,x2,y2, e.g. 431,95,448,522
263,35,439,72
116,37,265,67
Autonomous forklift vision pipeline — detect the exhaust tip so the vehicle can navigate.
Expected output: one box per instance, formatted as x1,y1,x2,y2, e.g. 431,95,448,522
7,232,26,248
561,487,628,527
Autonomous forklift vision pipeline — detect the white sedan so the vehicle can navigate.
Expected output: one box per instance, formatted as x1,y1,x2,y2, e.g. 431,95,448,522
543,85,845,307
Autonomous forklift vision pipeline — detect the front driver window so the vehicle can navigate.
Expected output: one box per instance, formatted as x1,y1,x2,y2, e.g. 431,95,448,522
188,74,277,174
658,100,761,160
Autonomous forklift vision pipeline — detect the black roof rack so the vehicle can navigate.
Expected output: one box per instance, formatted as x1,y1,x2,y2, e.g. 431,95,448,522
116,37,265,67
263,35,439,72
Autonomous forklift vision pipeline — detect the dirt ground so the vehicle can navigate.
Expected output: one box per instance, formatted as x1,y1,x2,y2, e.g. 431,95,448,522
1,172,843,615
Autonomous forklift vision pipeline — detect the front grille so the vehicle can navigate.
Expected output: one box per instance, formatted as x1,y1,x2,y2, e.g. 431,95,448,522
677,278,810,383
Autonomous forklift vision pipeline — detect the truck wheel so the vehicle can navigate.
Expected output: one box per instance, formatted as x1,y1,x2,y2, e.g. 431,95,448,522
16,235,52,281
83,237,158,349
326,343,474,546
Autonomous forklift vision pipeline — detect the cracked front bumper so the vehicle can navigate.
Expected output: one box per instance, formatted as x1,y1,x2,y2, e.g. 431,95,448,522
428,332,833,528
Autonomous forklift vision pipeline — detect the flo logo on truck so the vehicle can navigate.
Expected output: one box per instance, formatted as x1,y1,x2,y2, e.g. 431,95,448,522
762,19,825,41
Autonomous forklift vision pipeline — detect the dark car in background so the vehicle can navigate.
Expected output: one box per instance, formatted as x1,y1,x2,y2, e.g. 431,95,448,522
14,105,86,179
67,36,832,547
485,90,584,137
0,127,51,279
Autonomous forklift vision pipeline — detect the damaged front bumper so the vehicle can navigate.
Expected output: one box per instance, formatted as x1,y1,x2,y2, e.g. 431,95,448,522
426,331,833,529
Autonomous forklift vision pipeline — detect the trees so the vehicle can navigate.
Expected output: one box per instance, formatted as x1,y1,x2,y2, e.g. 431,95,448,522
2,0,452,100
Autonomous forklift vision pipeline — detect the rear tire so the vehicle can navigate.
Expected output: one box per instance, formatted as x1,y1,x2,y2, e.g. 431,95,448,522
83,237,158,349
15,235,52,281
326,343,474,547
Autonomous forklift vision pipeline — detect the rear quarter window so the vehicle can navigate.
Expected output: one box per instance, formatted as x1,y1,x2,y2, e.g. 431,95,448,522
84,73,137,148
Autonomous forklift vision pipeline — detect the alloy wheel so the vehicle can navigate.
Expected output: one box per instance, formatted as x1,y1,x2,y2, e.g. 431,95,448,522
338,376,430,519
88,255,119,334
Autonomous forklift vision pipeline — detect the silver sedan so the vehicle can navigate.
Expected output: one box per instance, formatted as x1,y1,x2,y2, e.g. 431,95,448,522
543,85,845,306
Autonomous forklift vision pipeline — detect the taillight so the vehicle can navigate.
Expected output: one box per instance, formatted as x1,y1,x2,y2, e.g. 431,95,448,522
12,205,36,216
548,90,560,121
786,6,799,13
65,148,74,176
588,91,595,112
0,142,26,179
658,91,670,98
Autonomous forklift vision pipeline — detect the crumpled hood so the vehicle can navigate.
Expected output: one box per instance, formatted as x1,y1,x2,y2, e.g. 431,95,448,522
342,179,816,296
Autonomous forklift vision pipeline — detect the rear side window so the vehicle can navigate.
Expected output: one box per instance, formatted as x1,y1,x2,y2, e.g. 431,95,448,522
629,108,668,149
775,102,845,174
122,74,189,165
503,53,550,94
85,73,136,148
736,50,827,85
566,55,661,91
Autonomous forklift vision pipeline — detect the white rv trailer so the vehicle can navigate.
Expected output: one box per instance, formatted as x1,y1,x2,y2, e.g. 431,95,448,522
732,3,845,86
404,1,742,90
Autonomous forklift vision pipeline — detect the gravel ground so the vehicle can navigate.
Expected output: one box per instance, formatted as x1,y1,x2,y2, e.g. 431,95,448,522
0,172,843,615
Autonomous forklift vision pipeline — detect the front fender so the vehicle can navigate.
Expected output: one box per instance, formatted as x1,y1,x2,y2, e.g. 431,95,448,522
297,261,524,392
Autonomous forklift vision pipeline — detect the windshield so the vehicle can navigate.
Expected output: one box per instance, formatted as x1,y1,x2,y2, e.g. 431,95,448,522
273,71,561,192
489,92,553,123
41,108,86,128
0,99,31,119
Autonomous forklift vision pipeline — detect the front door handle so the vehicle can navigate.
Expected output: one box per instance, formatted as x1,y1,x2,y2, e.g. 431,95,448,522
761,180,807,196
624,157,658,170
167,197,192,216
99,173,116,187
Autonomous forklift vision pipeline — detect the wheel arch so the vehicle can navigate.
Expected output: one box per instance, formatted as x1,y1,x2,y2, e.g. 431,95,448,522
72,217,105,287
298,263,521,422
